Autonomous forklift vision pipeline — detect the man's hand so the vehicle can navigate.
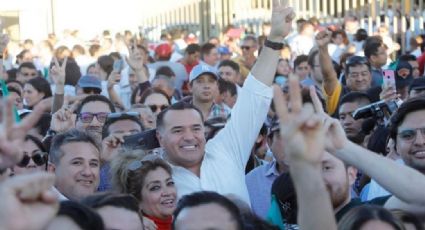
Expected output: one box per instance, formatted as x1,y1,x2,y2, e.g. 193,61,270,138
273,75,325,165
0,98,46,168
101,133,129,162
0,172,59,230
315,30,332,48
268,0,295,42
50,57,67,95
50,98,76,133
107,71,121,90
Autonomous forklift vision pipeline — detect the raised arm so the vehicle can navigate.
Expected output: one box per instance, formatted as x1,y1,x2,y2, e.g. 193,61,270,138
50,57,67,113
251,0,294,86
316,31,339,95
324,117,425,205
274,76,337,230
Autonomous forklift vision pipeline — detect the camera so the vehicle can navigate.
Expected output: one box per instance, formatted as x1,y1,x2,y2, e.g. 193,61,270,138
123,129,160,150
352,100,401,120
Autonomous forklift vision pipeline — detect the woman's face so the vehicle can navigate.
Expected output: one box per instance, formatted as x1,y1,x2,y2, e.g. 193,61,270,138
144,93,170,116
13,139,47,175
140,167,177,219
277,60,291,76
23,84,45,107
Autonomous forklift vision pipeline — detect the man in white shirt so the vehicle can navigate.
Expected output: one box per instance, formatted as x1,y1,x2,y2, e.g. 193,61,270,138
155,1,295,205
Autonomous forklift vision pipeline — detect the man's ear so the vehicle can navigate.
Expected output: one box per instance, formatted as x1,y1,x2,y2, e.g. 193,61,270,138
47,162,56,173
347,166,358,187
156,130,164,147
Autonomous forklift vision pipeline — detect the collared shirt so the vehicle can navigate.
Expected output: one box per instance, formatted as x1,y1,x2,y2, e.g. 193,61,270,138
51,186,69,201
171,74,273,205
245,160,280,219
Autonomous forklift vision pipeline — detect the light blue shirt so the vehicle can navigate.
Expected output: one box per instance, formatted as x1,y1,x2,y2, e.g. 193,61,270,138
245,160,280,219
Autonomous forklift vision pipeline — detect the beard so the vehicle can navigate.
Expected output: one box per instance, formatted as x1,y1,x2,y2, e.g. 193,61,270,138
326,177,350,210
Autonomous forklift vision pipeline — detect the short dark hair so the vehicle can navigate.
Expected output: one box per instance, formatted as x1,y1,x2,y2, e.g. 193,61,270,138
7,86,21,97
25,77,52,98
389,97,425,142
82,192,141,214
75,94,115,115
173,191,243,230
17,62,37,73
97,55,114,77
399,54,417,62
155,66,176,78
293,55,309,68
89,44,101,57
339,92,371,107
364,36,384,59
101,114,144,139
218,78,237,96
185,44,201,55
57,201,104,230
156,102,204,133
218,60,240,73
49,129,100,165
200,43,217,60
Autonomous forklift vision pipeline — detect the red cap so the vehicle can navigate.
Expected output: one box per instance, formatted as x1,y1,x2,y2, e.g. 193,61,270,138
155,43,172,58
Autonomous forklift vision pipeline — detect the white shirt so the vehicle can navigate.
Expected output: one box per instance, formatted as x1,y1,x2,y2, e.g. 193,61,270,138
171,74,273,205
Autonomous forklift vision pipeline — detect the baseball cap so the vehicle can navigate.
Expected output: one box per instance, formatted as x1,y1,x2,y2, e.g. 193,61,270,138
189,64,219,82
395,61,413,89
155,43,172,59
409,77,425,93
77,75,102,90
218,46,232,55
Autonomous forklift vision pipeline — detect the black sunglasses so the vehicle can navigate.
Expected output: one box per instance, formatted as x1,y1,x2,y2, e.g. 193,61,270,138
17,152,48,167
148,105,169,112
241,46,251,50
345,56,368,66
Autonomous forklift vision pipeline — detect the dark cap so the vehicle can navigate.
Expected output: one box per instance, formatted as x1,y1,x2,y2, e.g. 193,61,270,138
271,172,297,224
395,61,413,89
409,77,425,93
77,75,102,90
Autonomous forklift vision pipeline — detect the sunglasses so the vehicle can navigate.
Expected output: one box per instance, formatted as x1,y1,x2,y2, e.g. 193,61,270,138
346,56,368,66
107,112,140,119
148,105,169,113
17,152,48,167
78,112,109,123
398,128,425,142
241,46,251,50
127,154,162,171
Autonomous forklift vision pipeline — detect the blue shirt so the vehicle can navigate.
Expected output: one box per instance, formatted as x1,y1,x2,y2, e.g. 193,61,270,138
245,160,280,219
371,67,383,88
98,163,112,192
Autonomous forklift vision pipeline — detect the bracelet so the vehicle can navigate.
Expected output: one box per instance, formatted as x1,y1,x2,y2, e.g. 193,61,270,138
264,39,284,50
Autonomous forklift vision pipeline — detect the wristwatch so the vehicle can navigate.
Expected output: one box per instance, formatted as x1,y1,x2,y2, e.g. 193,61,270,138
264,39,284,50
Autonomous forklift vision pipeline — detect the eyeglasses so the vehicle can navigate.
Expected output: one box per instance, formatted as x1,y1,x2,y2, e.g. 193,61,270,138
78,112,109,123
107,112,140,119
127,154,162,171
397,128,425,142
241,46,251,50
148,104,169,113
17,152,48,167
345,56,369,66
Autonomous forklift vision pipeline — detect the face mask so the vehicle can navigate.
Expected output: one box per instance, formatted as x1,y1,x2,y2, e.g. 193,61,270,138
274,75,287,86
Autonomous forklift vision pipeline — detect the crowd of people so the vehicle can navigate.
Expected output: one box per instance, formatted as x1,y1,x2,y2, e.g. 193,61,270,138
1,0,425,229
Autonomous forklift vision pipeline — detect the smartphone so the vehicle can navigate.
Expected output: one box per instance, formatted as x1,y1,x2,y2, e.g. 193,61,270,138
113,59,124,72
382,70,395,89
123,129,160,150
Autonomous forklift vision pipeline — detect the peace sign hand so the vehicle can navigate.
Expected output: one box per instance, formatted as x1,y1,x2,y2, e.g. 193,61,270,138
50,57,67,87
273,74,325,165
269,0,295,42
